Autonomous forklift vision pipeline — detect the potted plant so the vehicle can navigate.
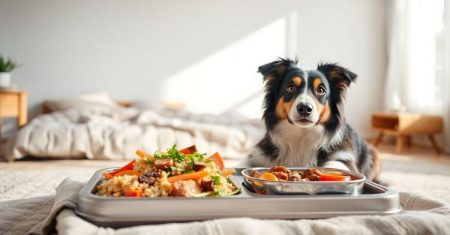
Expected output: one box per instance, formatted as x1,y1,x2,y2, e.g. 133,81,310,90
0,55,18,87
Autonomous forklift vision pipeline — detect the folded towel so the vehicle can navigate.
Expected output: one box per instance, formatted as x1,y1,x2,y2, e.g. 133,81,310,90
4,178,450,235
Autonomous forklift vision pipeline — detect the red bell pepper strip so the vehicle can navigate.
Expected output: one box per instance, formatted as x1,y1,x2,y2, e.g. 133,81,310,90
319,173,349,181
180,145,197,154
114,170,141,177
107,159,136,178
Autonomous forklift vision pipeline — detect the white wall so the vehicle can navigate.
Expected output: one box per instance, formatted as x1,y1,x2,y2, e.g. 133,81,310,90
0,0,386,136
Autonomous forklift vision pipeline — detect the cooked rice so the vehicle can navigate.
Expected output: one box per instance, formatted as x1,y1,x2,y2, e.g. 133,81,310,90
96,171,172,197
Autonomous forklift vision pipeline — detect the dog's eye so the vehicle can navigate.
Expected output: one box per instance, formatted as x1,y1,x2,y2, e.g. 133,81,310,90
316,85,326,95
286,83,296,93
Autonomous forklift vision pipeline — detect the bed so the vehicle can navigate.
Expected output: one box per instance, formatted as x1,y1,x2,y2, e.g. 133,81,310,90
4,93,264,162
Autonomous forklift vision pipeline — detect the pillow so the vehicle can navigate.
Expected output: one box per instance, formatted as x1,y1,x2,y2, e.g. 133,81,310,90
77,92,119,107
44,92,119,113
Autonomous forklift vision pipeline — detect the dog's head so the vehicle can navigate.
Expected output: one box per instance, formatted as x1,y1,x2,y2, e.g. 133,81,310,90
258,58,357,131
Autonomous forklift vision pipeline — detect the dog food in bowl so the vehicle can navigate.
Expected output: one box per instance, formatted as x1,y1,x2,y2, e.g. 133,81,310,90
242,166,365,195
96,145,239,198
252,166,352,182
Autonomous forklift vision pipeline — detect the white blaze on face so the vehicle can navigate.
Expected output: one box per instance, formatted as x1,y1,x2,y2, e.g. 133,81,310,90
288,71,320,128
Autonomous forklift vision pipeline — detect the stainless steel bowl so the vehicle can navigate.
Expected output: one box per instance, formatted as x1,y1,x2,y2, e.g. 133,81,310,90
241,167,366,195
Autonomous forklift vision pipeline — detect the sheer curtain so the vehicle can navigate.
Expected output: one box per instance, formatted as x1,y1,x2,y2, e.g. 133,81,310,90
384,0,449,153
444,0,450,153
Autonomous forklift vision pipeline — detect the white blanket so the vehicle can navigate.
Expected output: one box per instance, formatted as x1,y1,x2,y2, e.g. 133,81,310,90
5,108,264,161
1,178,445,235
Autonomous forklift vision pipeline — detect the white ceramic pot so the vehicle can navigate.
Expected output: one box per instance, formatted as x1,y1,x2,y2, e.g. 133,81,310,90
0,72,11,87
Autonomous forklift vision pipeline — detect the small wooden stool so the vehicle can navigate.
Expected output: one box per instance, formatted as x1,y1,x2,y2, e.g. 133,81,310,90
371,112,444,154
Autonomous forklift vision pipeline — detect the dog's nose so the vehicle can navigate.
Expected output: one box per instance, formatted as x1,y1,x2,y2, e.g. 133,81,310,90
297,103,313,116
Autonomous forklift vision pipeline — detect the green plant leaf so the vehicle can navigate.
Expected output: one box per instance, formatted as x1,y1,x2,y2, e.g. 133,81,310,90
0,55,18,72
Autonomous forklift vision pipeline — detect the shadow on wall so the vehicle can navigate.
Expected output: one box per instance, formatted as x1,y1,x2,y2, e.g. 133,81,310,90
162,14,300,118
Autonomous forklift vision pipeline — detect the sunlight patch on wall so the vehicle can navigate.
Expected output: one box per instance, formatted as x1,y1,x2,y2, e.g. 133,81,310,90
161,18,287,118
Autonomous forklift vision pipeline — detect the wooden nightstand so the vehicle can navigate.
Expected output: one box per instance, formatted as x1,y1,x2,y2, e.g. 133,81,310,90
371,112,444,154
0,90,28,136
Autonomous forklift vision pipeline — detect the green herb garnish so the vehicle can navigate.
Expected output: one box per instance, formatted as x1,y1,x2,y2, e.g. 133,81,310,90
154,145,185,162
187,152,207,170
211,175,222,186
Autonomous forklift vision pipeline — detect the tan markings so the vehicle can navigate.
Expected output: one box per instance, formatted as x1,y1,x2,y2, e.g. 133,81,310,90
319,102,331,123
292,77,302,86
275,97,295,120
311,95,331,124
276,98,287,120
283,98,295,119
313,78,322,89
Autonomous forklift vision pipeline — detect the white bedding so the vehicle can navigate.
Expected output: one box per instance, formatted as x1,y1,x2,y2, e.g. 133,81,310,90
5,107,264,161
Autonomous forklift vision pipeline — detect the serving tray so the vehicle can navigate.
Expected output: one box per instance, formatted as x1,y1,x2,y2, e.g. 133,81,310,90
76,168,401,227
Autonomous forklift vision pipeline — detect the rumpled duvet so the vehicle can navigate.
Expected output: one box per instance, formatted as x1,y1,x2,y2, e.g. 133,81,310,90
5,108,264,161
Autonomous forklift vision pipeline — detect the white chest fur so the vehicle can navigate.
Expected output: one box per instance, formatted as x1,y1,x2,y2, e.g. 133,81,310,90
269,121,326,167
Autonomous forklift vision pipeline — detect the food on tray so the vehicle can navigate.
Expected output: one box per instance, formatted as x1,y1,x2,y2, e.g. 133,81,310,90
250,166,351,182
96,145,239,198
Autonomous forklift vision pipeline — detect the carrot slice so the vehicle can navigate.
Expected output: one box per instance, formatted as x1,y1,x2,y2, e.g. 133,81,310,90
259,172,278,181
222,168,236,177
168,170,208,183
319,174,349,181
135,149,156,161
113,170,141,177
124,188,142,197
208,152,224,171
180,145,197,154
102,172,114,180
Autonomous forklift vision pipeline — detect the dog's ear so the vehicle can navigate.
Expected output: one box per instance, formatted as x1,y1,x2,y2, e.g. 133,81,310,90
317,63,357,88
258,58,296,81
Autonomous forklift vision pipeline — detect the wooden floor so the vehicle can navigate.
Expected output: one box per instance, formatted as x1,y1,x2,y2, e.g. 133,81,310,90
375,142,450,164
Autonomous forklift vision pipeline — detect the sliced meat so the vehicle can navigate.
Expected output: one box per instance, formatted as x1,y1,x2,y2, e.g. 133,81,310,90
138,175,157,185
193,161,207,171
272,171,288,181
250,170,262,178
302,168,322,181
137,170,162,185
154,158,174,170
270,165,291,174
171,180,202,197
200,180,214,191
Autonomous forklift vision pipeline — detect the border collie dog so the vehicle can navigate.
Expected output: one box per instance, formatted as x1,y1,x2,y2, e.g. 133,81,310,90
248,58,380,181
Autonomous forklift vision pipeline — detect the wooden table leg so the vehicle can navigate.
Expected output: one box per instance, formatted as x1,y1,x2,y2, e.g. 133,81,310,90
428,135,442,155
17,92,27,128
395,136,404,154
406,135,412,148
373,132,384,147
